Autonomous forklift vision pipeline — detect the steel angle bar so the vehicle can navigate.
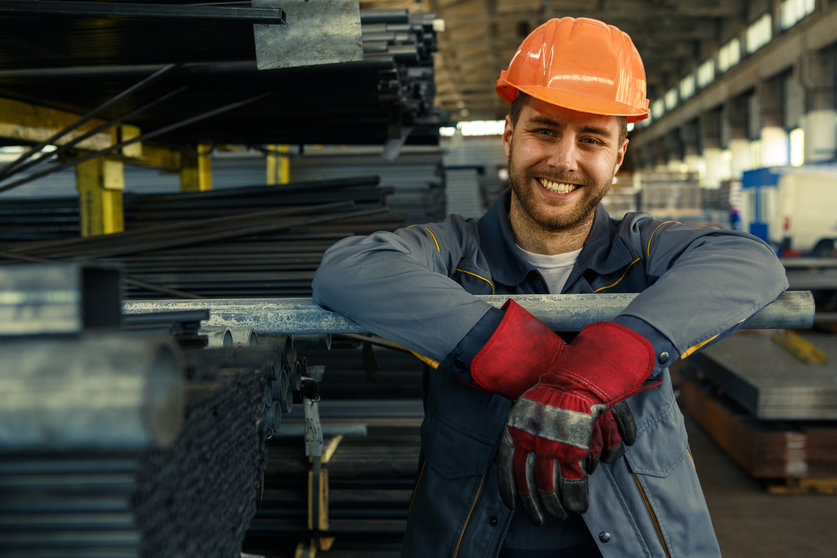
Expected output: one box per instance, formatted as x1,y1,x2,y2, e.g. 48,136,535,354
253,0,362,70
0,263,120,336
123,291,815,335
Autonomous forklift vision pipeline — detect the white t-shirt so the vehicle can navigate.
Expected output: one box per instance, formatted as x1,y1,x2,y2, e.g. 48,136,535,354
514,245,582,293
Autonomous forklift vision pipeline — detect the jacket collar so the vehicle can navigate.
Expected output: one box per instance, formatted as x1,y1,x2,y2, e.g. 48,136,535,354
479,190,636,289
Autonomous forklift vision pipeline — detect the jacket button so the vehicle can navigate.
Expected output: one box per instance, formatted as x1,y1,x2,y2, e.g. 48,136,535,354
489,516,499,526
599,531,612,543
454,358,466,370
657,351,670,364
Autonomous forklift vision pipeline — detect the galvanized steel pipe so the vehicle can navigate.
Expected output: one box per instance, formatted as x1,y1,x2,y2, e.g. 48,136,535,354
0,334,184,450
123,290,815,334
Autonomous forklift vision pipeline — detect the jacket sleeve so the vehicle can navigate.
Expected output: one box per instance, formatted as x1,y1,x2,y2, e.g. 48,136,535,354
615,216,789,362
311,215,497,363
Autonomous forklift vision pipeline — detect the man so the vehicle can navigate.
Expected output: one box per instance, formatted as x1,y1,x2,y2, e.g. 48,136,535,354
312,17,787,557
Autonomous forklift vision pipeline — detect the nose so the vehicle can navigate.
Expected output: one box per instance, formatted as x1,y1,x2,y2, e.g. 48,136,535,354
546,136,579,173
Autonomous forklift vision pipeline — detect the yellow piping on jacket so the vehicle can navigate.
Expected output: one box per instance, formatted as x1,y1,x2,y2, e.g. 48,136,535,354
456,268,495,294
633,474,672,558
594,258,640,292
453,472,486,557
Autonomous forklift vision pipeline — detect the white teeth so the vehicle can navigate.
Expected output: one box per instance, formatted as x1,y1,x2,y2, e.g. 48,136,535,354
539,178,578,194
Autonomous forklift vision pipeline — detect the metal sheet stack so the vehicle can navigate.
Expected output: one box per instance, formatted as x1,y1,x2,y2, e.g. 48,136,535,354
676,330,837,484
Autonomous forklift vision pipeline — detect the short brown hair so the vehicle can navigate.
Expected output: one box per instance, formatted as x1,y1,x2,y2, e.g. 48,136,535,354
509,93,628,144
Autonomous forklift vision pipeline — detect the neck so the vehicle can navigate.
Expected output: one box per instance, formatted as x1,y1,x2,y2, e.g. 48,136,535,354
508,198,595,255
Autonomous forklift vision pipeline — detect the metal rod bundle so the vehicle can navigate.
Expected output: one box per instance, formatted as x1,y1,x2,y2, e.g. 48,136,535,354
0,9,446,157
0,175,407,299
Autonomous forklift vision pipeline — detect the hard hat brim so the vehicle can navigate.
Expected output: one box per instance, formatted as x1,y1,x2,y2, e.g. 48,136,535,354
496,79,649,124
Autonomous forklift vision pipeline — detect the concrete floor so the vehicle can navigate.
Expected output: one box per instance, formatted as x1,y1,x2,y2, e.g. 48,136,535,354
684,413,837,557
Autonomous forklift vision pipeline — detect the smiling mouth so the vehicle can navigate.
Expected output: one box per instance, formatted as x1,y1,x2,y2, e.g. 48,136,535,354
537,177,579,194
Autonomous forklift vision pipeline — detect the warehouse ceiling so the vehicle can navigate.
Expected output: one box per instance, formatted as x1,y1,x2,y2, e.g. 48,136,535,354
366,0,750,121
0,0,756,155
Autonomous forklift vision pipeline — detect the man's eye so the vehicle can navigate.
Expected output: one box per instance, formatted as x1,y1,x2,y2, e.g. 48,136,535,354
534,128,556,136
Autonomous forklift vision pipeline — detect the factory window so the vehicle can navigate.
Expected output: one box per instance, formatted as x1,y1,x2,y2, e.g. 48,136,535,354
680,73,696,100
780,0,815,30
697,59,715,88
718,38,741,72
459,120,505,136
664,88,678,111
746,13,772,54
651,99,666,120
789,128,805,166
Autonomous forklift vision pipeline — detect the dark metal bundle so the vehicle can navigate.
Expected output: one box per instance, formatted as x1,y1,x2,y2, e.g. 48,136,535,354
0,355,270,558
132,368,267,558
0,5,448,151
0,196,80,241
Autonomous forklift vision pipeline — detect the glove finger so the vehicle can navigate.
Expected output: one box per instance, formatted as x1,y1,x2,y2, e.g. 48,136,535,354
599,440,626,464
495,429,517,511
538,459,568,520
559,475,590,515
586,422,603,474
519,452,544,526
598,411,625,465
611,401,637,446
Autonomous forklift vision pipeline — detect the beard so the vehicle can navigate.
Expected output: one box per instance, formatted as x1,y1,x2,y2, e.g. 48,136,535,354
507,156,612,233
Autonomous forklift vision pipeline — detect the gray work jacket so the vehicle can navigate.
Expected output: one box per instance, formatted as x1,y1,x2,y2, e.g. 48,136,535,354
312,192,788,557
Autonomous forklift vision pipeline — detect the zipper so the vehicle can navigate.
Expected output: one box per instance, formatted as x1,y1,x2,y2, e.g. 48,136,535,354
632,473,672,558
493,508,514,558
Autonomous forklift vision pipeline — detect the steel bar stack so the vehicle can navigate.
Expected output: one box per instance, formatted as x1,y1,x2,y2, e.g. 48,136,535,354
0,176,405,298
0,6,448,150
0,263,306,557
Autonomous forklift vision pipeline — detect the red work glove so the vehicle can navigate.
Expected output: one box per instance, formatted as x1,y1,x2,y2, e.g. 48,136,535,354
494,320,658,525
470,300,639,472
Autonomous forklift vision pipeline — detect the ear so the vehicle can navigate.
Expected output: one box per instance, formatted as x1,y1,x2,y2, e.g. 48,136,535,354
502,115,513,157
614,137,629,173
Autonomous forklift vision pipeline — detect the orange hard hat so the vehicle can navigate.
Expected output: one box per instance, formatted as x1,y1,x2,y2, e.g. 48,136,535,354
496,17,650,122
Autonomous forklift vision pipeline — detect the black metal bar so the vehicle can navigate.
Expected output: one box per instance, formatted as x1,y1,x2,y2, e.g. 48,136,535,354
0,1,287,23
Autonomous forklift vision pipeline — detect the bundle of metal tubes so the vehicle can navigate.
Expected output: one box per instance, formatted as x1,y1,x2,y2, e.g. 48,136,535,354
0,264,311,557
0,176,405,298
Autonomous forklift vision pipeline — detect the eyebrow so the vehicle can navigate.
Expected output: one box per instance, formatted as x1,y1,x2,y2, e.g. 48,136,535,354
527,116,615,139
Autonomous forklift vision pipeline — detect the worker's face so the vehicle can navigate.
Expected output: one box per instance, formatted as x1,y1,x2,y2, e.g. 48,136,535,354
503,96,628,235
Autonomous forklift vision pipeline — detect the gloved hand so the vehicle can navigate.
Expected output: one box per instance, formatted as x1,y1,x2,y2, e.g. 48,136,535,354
494,320,658,525
470,300,640,468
